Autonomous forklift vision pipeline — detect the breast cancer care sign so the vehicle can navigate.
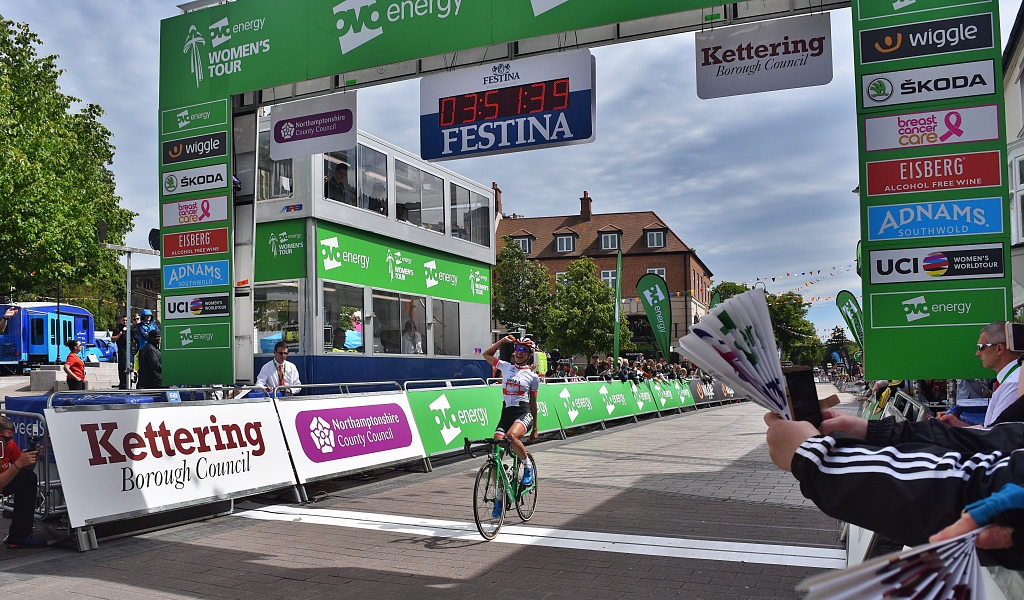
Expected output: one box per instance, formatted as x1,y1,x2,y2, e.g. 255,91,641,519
46,399,296,528
272,392,426,484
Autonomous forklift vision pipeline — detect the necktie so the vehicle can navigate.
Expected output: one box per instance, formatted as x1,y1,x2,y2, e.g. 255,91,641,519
278,362,285,385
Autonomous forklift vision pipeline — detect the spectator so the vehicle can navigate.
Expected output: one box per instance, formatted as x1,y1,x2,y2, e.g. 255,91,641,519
325,161,357,206
940,321,1020,427
956,379,992,401
584,355,599,378
0,416,45,548
63,339,86,390
401,321,423,354
0,307,18,334
111,315,130,390
138,309,160,351
137,330,162,389
256,341,301,395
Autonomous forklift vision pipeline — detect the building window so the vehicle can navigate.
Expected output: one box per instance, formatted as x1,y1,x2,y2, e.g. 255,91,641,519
142,279,153,290
257,130,293,201
555,272,567,285
512,237,532,254
395,160,444,232
600,233,619,250
324,144,388,215
323,282,364,353
371,290,426,355
254,283,300,353
1017,157,1024,187
556,235,575,252
647,268,666,278
451,183,490,247
600,270,617,290
432,298,460,356
1018,193,1024,244
647,230,665,248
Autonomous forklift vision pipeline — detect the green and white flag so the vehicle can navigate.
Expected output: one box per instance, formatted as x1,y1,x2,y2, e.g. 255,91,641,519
836,290,865,350
636,273,671,359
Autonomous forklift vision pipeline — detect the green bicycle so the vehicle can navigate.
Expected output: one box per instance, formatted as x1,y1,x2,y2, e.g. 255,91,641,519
464,437,538,540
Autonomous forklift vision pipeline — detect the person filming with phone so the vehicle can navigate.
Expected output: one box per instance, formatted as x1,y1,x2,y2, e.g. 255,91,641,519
0,416,45,548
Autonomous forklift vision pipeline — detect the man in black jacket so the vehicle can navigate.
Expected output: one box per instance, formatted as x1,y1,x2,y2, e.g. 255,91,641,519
137,330,162,389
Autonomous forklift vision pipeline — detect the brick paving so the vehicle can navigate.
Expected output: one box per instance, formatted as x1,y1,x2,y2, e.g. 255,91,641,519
0,384,852,599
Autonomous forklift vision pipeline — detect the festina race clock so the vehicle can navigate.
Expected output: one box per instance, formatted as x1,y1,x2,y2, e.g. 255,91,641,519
420,49,595,161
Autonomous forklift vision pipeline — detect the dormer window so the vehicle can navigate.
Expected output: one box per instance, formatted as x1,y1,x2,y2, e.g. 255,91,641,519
512,237,532,254
556,235,576,252
646,230,665,248
600,232,619,250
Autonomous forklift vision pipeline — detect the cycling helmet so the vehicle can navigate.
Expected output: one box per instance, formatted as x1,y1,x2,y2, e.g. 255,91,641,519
141,309,153,317
514,338,536,353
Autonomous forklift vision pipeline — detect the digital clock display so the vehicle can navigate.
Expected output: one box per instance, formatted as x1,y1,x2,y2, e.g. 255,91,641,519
438,78,570,127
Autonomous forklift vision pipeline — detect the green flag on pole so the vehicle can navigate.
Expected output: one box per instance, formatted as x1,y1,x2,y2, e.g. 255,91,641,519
636,273,672,359
836,290,865,351
613,250,622,364
710,291,721,309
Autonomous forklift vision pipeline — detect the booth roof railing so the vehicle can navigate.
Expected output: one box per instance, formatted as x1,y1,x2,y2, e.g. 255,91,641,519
45,386,273,409
273,381,402,398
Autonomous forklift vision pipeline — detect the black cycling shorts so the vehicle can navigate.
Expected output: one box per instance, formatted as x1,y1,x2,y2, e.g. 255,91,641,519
495,403,534,437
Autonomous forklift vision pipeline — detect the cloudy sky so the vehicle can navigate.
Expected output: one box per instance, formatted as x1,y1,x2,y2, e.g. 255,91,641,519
3,0,1021,337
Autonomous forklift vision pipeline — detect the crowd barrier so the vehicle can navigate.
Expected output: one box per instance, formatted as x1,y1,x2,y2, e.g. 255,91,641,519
3,376,742,551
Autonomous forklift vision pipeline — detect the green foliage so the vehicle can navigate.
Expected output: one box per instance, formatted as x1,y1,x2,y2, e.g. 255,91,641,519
767,292,818,361
546,256,632,356
0,17,135,297
492,237,552,340
711,281,749,301
824,326,860,366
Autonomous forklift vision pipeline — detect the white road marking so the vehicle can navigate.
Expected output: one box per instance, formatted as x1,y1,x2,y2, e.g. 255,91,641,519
234,503,846,569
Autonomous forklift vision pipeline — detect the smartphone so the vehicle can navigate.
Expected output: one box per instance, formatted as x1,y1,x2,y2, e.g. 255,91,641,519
783,366,823,427
1006,322,1024,353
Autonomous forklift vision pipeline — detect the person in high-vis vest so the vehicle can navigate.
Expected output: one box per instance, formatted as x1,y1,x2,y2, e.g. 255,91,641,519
256,341,301,395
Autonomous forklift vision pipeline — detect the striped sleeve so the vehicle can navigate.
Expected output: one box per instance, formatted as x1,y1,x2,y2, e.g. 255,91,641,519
792,433,1020,546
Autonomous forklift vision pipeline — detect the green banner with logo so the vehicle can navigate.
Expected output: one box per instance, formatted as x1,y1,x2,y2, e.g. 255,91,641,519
256,219,308,282
628,380,661,415
317,220,490,304
646,379,684,411
163,323,233,384
636,273,672,359
853,0,1010,379
677,380,695,407
836,290,866,350
542,381,636,428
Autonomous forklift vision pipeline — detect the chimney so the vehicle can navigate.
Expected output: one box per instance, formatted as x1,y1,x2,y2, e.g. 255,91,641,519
580,191,592,222
492,182,502,216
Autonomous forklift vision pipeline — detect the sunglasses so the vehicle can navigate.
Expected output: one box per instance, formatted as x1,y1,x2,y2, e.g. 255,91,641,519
977,343,1001,350
514,345,530,353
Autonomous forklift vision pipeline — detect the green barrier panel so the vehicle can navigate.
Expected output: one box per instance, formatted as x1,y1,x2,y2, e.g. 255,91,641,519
598,380,639,421
628,381,661,415
408,386,565,456
678,380,695,407
648,380,684,411
542,381,633,428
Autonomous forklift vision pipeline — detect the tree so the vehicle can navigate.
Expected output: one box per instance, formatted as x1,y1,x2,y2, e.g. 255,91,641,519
767,292,818,361
711,281,749,302
492,237,552,340
546,256,632,357
0,18,135,298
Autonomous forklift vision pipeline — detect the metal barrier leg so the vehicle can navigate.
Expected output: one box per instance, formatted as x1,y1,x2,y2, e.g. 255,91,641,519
422,457,433,473
75,526,98,552
559,429,566,440
291,485,308,504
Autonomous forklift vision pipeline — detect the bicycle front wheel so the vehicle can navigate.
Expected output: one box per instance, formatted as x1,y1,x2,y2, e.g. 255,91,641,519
473,460,504,539
516,452,538,521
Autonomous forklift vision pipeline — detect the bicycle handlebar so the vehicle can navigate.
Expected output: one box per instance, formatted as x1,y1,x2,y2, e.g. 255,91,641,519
463,437,510,458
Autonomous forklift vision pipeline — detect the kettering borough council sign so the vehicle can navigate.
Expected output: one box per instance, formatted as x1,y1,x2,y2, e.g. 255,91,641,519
695,13,833,99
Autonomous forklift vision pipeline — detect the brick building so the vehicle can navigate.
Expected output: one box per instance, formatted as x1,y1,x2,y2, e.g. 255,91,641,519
496,192,713,355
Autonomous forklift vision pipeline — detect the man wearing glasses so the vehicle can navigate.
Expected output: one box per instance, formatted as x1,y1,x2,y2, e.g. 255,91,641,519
939,321,1021,428
256,341,301,395
0,416,45,548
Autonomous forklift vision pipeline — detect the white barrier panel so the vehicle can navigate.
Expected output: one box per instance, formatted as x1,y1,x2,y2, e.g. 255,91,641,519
274,392,426,484
45,399,296,528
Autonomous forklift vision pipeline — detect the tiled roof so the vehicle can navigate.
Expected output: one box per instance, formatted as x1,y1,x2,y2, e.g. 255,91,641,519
497,210,693,259
643,221,668,230
508,228,536,239
597,224,623,232
552,226,579,236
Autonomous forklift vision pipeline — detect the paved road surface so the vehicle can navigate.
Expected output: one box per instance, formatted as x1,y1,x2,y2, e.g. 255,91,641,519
0,385,852,599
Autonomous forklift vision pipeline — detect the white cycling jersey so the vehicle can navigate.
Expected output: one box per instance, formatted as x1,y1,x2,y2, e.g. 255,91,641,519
496,359,539,407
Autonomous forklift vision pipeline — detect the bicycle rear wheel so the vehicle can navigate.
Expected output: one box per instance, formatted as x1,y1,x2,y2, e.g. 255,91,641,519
473,460,504,539
516,452,538,521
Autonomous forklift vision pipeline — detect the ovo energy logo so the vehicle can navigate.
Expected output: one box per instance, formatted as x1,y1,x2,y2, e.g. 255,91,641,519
332,0,463,55
426,394,490,446
902,296,930,322
320,236,370,271
643,285,666,305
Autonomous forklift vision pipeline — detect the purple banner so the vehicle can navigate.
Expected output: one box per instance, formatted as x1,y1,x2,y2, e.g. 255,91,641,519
274,109,353,144
294,403,413,463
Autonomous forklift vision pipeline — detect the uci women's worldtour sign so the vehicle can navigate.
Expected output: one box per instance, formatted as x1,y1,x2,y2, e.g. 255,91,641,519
695,13,833,100
854,0,1009,379
419,49,594,161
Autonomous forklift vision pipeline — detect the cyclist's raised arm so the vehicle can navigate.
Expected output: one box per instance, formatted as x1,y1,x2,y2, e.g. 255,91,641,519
483,335,514,366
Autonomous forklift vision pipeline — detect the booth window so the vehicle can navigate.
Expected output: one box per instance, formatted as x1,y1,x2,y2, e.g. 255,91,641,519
432,299,460,356
324,144,388,215
254,283,300,353
323,283,364,353
257,130,293,201
233,112,256,200
372,290,426,355
450,184,490,247
395,160,444,232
